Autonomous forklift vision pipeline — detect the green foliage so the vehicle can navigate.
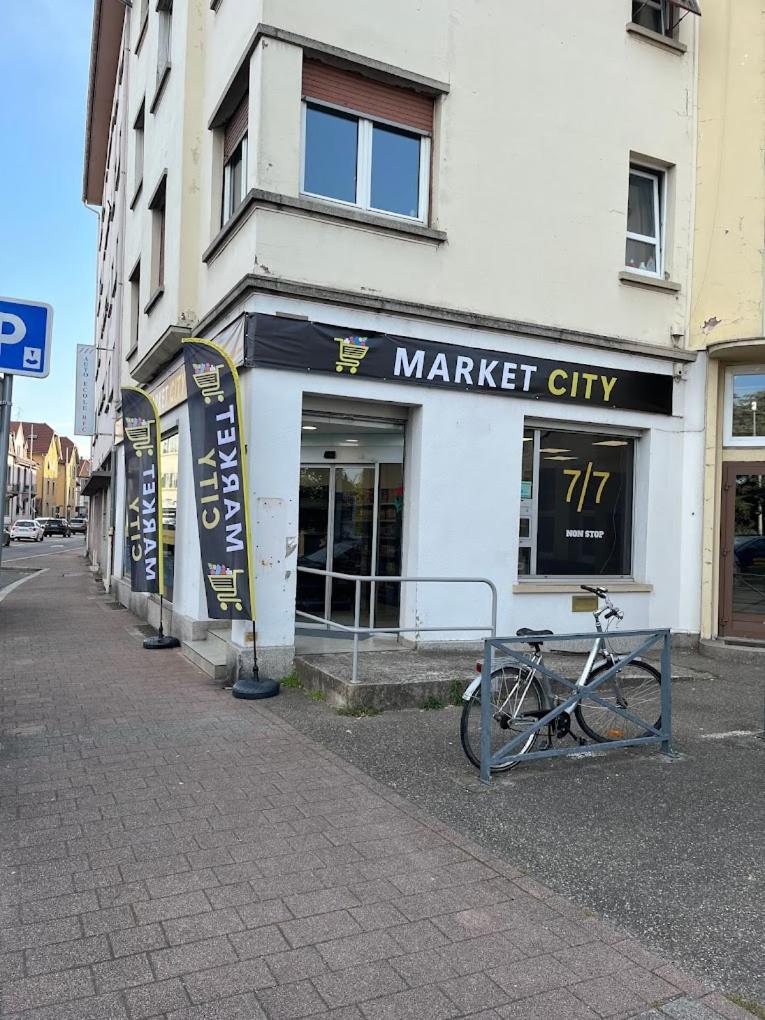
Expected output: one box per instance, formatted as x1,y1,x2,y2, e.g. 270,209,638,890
448,679,465,706
420,696,445,711
336,705,382,717
280,673,302,688
309,689,326,702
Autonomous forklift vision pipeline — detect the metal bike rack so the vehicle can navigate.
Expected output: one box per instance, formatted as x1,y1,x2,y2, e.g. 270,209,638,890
479,628,674,784
296,568,498,684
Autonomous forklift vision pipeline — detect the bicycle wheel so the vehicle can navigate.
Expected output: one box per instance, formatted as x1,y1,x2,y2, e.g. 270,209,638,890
575,658,662,743
460,665,546,772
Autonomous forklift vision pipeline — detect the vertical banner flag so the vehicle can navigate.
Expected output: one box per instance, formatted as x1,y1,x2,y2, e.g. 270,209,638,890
121,387,164,595
182,338,254,620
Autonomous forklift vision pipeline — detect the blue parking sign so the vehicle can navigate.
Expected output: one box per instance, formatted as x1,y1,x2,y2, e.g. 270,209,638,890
0,296,53,378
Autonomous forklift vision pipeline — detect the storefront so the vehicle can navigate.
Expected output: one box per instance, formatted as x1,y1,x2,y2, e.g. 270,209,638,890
112,296,705,673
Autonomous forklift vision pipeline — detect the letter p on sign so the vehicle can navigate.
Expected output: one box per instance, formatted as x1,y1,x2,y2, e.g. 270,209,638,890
0,312,26,350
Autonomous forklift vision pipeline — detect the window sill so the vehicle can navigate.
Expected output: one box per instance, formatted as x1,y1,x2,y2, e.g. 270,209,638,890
144,286,165,314
202,190,258,264
134,13,149,54
626,22,687,54
129,180,143,210
619,270,681,294
150,64,171,114
202,189,446,265
513,581,653,595
265,189,447,242
125,344,139,361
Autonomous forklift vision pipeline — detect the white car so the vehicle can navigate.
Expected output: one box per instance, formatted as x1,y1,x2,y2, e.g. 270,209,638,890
10,519,44,542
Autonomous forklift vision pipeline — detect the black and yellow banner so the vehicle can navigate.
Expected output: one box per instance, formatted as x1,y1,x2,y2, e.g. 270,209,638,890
122,387,163,595
244,313,674,416
182,338,254,620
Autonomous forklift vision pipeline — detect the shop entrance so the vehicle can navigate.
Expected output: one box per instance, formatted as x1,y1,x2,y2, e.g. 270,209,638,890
296,416,405,631
719,463,765,639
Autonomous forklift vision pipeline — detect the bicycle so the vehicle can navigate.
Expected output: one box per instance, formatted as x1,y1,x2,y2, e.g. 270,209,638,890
460,584,662,772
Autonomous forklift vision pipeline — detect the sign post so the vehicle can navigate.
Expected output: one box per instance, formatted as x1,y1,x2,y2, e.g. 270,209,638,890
0,297,53,573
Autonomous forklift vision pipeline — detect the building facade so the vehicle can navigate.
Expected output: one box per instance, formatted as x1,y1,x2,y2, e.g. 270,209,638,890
691,0,765,642
4,423,37,523
84,0,704,675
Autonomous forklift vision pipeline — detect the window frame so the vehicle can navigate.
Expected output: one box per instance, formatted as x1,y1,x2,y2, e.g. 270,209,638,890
222,133,248,226
300,99,431,224
132,101,145,205
631,0,678,39
519,423,638,581
625,165,665,279
723,367,765,447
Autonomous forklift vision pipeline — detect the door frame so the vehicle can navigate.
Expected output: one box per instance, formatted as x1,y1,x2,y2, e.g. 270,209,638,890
719,461,765,639
300,462,381,628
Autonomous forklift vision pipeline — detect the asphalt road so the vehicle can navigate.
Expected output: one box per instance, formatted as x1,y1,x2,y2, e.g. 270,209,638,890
1,533,85,565
262,650,765,1004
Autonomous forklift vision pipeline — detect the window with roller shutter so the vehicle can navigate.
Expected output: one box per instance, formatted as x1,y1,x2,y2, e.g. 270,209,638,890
301,60,434,223
222,94,248,225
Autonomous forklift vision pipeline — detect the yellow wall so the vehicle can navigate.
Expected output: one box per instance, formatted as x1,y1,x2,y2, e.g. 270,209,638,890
690,0,765,349
692,2,765,638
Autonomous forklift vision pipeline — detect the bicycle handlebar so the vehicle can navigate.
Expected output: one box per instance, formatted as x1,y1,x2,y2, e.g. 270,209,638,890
580,584,624,621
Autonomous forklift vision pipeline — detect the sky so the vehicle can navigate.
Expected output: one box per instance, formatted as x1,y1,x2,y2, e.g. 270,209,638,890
0,0,97,455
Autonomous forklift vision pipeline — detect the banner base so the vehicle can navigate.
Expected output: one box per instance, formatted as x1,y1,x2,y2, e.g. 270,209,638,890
143,634,181,650
232,669,280,700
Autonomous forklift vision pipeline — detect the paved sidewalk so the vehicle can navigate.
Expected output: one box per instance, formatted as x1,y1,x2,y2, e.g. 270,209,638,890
0,554,755,1020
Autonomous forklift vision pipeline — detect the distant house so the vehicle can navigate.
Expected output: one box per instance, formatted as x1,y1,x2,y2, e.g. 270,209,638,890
5,422,38,523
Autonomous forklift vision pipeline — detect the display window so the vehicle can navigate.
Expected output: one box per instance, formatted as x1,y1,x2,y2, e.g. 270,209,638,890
519,426,635,578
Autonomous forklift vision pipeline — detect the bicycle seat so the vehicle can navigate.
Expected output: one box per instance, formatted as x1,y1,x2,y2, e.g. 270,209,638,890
516,627,553,647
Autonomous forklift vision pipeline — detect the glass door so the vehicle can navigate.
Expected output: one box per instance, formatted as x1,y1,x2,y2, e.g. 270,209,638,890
329,466,376,625
296,467,331,621
296,463,404,630
719,464,765,638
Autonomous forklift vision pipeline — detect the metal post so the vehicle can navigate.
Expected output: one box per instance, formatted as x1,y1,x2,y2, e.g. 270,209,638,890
351,579,361,684
0,374,13,572
660,630,673,756
479,638,493,785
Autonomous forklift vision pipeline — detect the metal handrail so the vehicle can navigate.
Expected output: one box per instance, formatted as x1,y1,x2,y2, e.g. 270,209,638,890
296,567,498,684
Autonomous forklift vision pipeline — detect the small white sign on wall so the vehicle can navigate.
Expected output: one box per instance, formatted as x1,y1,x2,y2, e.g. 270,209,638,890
74,344,96,436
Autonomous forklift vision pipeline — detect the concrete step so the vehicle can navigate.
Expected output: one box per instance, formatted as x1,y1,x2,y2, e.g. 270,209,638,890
699,637,765,664
204,626,232,657
182,638,229,680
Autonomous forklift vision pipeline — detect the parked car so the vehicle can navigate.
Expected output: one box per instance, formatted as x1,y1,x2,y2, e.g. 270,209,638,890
68,517,88,534
38,517,70,537
10,519,45,542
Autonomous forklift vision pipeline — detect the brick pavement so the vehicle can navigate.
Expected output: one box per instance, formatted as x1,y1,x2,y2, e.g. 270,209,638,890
0,554,754,1020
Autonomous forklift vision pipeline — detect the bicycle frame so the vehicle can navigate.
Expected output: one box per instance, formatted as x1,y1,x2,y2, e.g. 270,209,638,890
462,604,617,706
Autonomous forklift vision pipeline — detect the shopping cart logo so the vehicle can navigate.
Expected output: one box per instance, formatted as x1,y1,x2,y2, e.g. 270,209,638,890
334,335,369,375
191,362,225,404
124,417,154,457
207,563,244,612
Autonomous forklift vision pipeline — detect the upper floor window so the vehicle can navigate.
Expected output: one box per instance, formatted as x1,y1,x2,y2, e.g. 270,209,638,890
156,0,173,90
631,0,701,38
632,1,676,37
222,94,248,225
148,175,167,299
301,60,433,223
133,101,145,202
625,165,664,278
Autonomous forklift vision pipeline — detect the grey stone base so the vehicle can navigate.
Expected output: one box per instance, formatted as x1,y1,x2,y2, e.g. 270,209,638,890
235,644,295,682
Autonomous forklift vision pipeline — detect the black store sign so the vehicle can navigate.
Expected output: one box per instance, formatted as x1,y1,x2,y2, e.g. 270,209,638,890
247,314,674,416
